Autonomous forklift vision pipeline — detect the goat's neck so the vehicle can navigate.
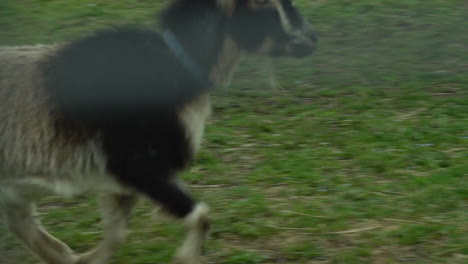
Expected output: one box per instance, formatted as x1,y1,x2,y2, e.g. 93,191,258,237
209,35,242,86
166,12,242,86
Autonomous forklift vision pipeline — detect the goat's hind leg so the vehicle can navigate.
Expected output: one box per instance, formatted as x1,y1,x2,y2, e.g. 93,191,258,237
77,193,137,264
5,201,78,264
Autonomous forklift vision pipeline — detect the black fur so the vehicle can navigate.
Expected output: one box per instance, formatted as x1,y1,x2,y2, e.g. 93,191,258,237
47,28,208,121
46,27,201,216
44,0,313,218
45,2,228,218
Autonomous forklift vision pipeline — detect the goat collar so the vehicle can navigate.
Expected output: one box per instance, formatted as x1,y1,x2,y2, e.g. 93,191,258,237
162,30,213,88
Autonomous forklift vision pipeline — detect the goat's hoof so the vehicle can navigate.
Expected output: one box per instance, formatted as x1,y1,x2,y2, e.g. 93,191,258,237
173,256,202,264
75,251,97,264
175,246,203,264
75,257,88,264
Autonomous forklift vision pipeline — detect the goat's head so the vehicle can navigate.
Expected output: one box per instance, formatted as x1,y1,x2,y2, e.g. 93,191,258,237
219,0,318,57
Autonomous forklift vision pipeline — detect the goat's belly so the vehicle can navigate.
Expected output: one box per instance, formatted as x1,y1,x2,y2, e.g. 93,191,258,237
0,168,127,203
0,137,120,200
0,137,106,175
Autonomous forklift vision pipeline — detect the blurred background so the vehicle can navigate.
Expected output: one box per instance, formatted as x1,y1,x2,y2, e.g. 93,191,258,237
0,0,467,263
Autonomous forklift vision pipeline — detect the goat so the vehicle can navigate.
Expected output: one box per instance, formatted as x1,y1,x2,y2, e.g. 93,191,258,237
0,0,317,263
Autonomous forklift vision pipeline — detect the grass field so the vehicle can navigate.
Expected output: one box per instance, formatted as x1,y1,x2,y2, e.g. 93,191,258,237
1,0,467,263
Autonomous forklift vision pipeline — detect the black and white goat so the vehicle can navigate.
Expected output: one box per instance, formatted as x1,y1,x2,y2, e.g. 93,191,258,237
0,0,317,263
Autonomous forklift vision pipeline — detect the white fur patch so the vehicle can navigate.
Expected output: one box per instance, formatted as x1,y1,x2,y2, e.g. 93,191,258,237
179,93,211,155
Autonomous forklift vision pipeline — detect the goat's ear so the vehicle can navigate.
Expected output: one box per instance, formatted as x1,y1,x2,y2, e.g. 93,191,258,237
217,0,237,16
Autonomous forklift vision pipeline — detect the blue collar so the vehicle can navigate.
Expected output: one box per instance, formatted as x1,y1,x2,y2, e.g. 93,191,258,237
162,30,212,87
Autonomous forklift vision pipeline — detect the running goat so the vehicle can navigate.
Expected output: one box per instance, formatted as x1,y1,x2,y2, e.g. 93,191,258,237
0,0,317,263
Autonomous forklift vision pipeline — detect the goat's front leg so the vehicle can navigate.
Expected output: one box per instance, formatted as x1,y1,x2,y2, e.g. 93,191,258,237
175,202,210,264
78,193,137,264
144,179,210,264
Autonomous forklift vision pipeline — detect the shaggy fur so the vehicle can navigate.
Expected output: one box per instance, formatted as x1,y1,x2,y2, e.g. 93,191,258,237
0,0,317,263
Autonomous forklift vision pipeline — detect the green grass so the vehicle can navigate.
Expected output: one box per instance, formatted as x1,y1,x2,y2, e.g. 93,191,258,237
1,0,467,263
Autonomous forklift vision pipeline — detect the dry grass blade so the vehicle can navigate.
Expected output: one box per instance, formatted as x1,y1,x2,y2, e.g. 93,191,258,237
329,225,381,234
281,210,331,219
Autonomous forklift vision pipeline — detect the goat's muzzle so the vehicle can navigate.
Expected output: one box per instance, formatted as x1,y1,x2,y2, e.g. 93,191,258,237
269,24,318,58
289,26,318,57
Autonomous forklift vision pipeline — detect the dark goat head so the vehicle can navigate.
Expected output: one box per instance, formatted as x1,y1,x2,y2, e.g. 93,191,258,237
220,0,318,57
